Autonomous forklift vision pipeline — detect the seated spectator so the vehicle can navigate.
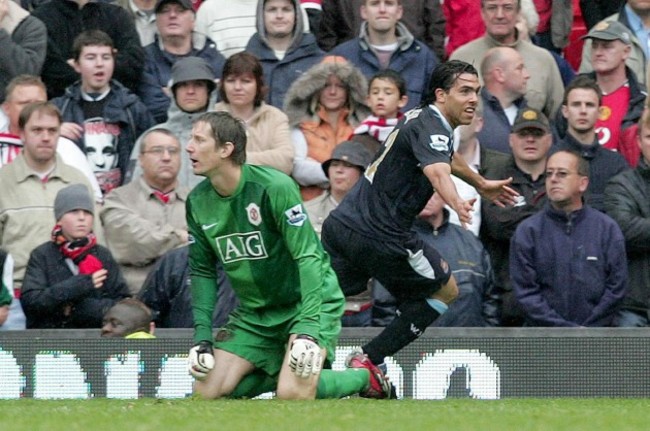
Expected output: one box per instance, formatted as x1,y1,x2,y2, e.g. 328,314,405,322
351,69,407,155
0,75,102,201
480,107,552,326
138,0,225,123
214,52,294,175
604,112,650,327
53,30,155,195
138,245,238,328
245,0,324,109
31,0,144,98
0,101,96,305
21,184,130,329
0,0,46,103
129,57,218,188
329,0,438,111
284,56,370,200
305,141,373,326
373,192,499,327
552,76,629,212
510,150,627,327
101,128,189,294
195,0,257,58
318,0,445,61
101,298,155,338
116,0,158,46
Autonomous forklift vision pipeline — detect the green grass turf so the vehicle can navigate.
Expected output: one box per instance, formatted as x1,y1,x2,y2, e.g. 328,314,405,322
1,398,649,431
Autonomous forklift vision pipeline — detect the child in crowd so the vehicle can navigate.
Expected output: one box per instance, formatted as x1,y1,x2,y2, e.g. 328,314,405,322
20,184,130,329
352,69,408,155
101,298,155,338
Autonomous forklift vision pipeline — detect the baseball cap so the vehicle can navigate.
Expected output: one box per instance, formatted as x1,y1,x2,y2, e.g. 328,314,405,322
581,21,632,45
169,57,216,93
155,0,193,14
322,141,374,177
511,107,550,134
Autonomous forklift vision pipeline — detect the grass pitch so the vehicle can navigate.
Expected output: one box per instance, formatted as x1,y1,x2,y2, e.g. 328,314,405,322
1,398,648,431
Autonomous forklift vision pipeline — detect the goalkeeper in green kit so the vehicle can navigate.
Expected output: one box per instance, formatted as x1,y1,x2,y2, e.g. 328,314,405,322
185,112,392,399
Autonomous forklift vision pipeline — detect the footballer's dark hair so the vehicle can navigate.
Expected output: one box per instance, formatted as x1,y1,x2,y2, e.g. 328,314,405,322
368,69,407,98
194,111,247,165
420,60,479,108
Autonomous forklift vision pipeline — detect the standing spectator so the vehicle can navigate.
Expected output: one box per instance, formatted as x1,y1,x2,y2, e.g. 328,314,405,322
53,30,155,195
0,101,95,296
246,0,324,109
21,184,130,329
451,0,564,119
477,46,530,154
510,150,627,327
580,0,626,30
31,0,144,98
0,0,46,103
529,0,573,54
214,52,294,175
318,0,445,61
101,128,189,294
284,56,370,200
138,0,225,123
481,107,552,326
116,0,158,47
0,75,102,201
604,113,650,327
579,1,648,88
553,76,629,212
329,0,438,111
195,0,257,58
562,21,646,166
129,57,218,188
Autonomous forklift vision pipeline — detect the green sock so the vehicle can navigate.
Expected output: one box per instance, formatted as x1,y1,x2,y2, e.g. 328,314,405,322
229,371,277,399
315,368,369,399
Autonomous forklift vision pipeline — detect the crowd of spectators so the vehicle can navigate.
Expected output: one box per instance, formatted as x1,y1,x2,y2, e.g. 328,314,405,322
1,0,649,332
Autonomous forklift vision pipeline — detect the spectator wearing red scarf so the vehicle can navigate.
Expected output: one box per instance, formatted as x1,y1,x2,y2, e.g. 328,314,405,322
21,184,130,329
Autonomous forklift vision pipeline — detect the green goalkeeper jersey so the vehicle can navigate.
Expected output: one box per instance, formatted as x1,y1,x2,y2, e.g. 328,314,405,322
187,164,343,344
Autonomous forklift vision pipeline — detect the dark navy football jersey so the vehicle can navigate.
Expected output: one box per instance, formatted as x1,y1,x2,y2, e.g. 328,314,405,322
330,105,455,241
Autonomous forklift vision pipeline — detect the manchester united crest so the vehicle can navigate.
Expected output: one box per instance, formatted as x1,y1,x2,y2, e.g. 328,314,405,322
246,202,262,226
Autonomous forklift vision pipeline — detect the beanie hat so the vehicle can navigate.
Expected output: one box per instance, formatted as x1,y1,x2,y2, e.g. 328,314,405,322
54,184,94,221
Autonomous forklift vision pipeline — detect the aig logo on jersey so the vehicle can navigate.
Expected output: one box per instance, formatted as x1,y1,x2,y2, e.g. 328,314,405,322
216,231,268,263
285,204,307,227
429,134,450,152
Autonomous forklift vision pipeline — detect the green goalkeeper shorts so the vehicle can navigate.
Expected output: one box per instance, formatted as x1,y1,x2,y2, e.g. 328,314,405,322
215,297,343,378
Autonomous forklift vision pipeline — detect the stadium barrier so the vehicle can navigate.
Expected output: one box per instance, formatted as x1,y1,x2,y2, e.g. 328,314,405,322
2,328,650,399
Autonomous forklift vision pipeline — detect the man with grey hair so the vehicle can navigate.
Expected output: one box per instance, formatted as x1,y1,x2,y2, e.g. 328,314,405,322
102,127,189,294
